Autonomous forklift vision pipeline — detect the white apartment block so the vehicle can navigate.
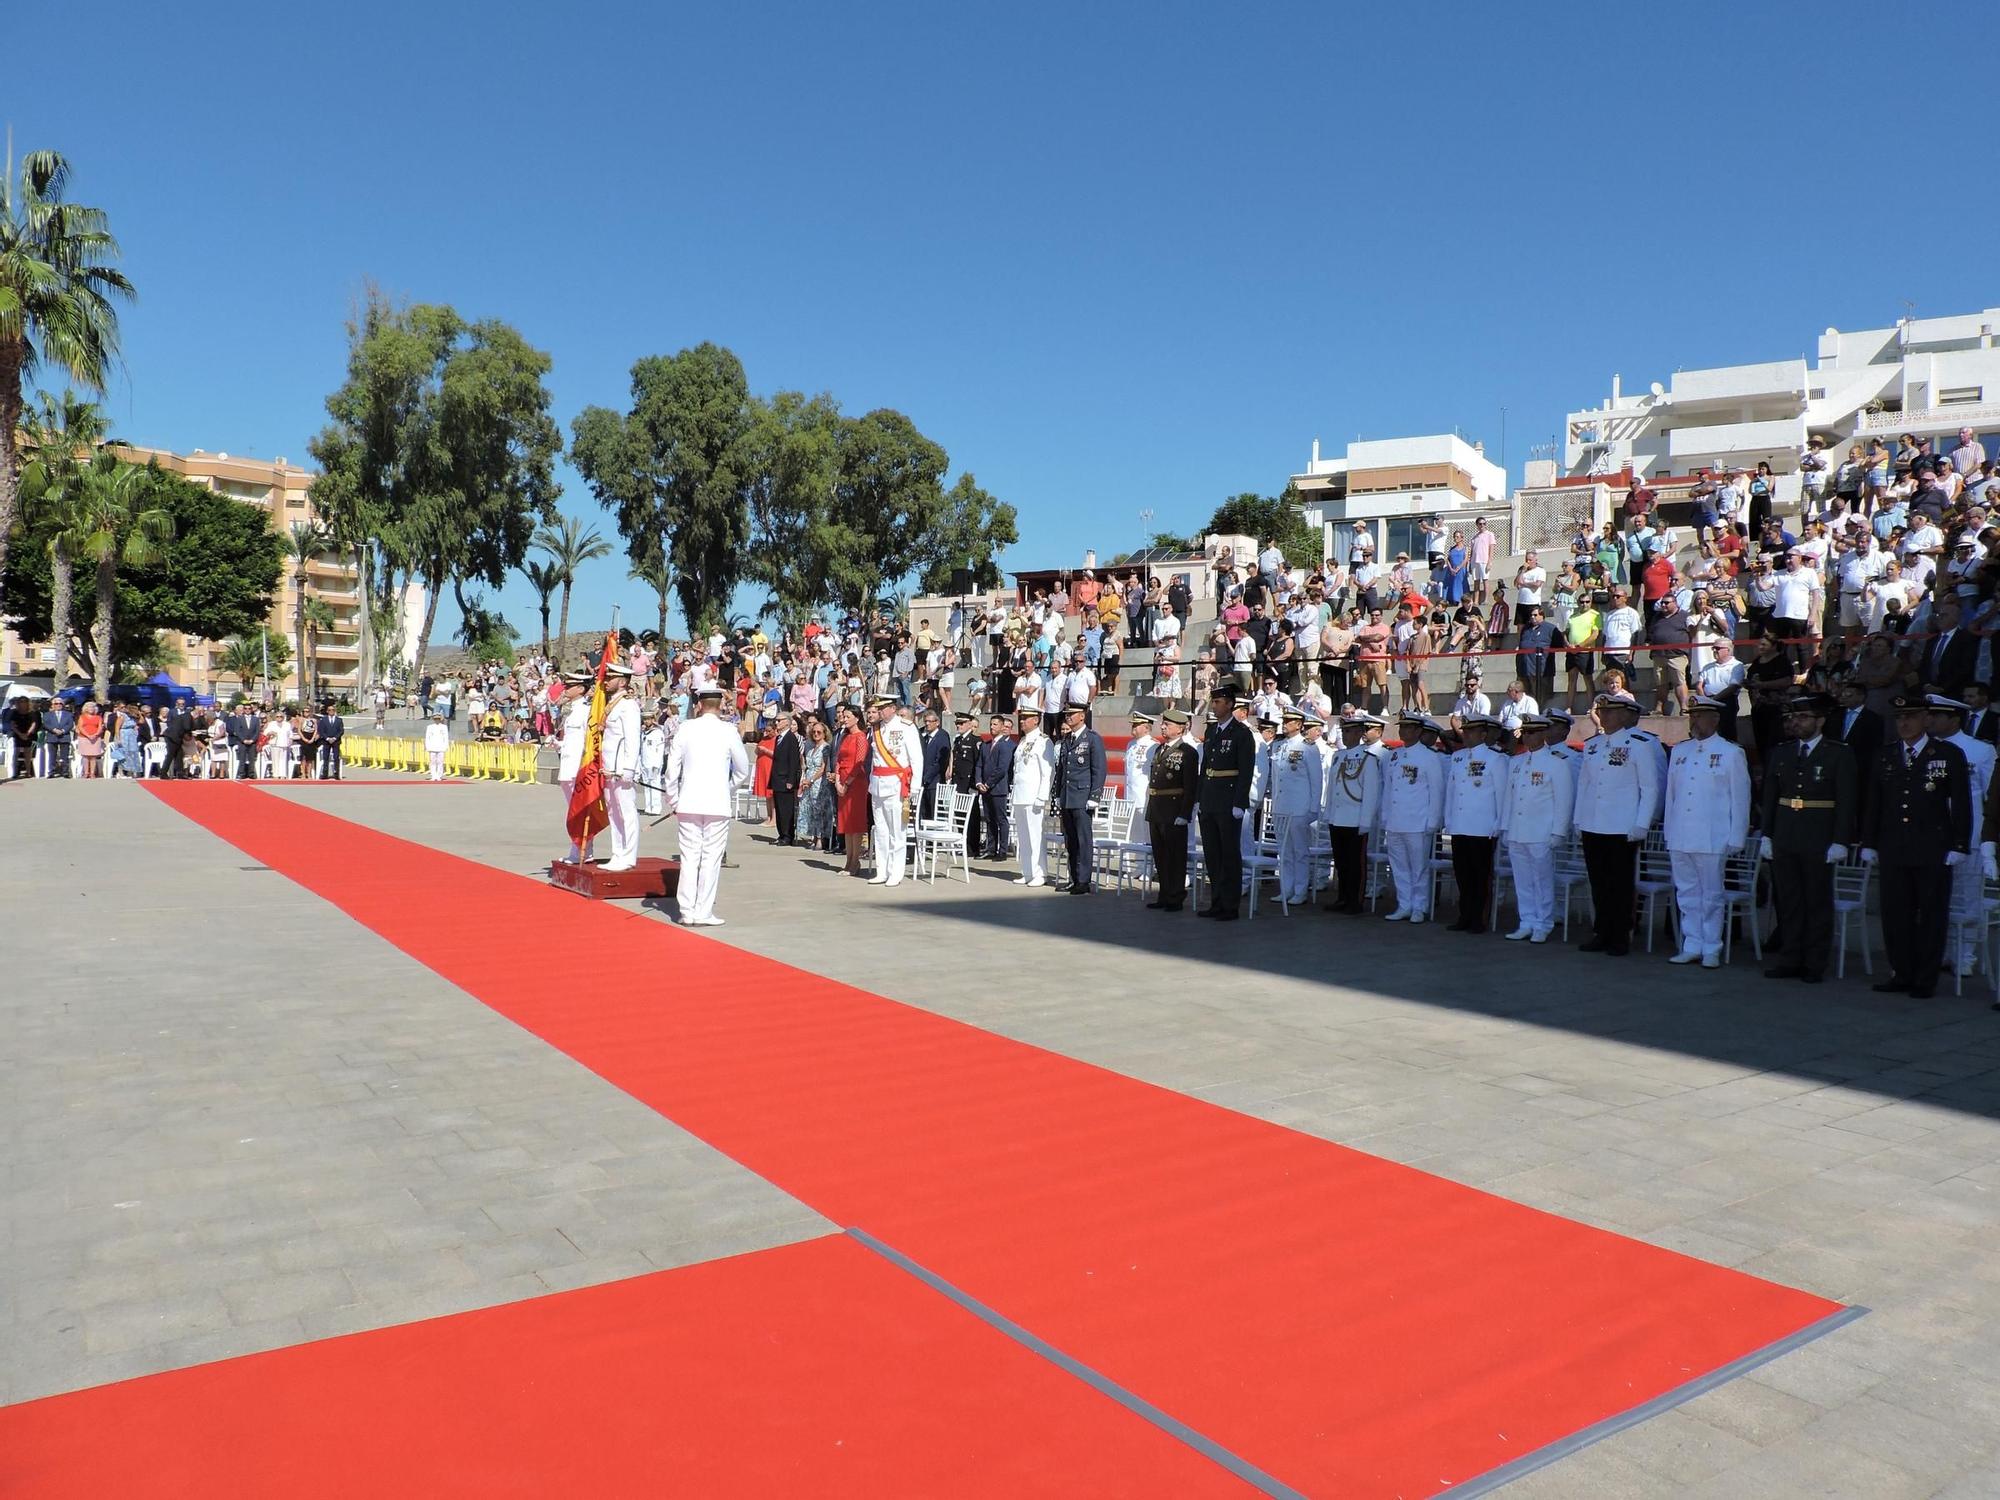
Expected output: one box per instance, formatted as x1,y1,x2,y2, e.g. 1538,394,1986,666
1292,433,1509,564
1564,307,2000,486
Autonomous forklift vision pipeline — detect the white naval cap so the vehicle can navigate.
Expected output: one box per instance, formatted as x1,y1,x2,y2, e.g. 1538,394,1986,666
1688,694,1729,711
1926,693,1971,715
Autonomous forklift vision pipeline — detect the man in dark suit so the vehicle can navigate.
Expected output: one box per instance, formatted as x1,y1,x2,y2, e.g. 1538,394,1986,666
767,712,803,845
1861,696,1972,998
1915,600,1977,694
1827,679,1884,768
976,714,1015,858
1962,681,1999,745
1757,693,1858,983
948,711,984,858
226,703,259,779
316,704,345,779
917,709,951,820
1052,702,1107,893
157,704,187,779
1197,681,1257,919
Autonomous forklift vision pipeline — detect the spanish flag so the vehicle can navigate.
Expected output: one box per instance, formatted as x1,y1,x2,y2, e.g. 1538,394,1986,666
564,631,619,845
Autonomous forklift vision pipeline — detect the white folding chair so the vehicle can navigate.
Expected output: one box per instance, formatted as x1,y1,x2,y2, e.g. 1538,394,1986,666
917,790,976,884
1831,853,1873,979
1090,799,1137,893
1553,834,1592,941
1718,849,1764,964
1944,873,1999,995
1634,835,1676,953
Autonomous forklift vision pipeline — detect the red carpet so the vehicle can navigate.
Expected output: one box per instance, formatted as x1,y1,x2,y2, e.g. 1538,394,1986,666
57,781,1848,1495
0,1235,1240,1499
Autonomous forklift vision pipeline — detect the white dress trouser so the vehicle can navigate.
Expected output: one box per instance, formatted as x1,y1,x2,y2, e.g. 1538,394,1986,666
427,750,446,780
1508,840,1554,933
1277,815,1313,903
871,782,908,885
605,778,639,866
1385,830,1433,916
640,757,664,814
675,812,730,922
1670,850,1727,955
1013,801,1047,883
559,777,595,860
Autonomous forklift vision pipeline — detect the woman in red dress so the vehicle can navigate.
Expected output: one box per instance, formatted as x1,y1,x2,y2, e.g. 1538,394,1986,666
831,701,871,877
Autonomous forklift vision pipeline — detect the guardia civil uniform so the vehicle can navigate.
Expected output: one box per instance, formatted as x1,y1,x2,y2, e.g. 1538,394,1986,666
1662,698,1751,965
1503,716,1575,941
1757,694,1857,981
1321,716,1384,914
1442,716,1509,933
1143,711,1201,909
1573,694,1666,955
1197,695,1257,919
1380,715,1448,922
1267,713,1325,907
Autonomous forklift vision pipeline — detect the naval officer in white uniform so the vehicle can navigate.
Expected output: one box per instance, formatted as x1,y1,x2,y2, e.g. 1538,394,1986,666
1573,691,1666,956
1502,713,1576,942
1442,712,1509,933
867,693,927,887
664,684,750,926
1380,709,1448,923
598,663,643,871
1663,695,1751,966
1122,710,1158,848
555,670,596,863
1267,706,1324,908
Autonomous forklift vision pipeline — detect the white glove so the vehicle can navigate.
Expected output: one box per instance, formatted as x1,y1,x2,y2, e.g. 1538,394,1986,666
1084,801,1097,814
1174,816,1188,827
1860,848,1878,865
1759,836,1773,860
1945,850,1967,868
1825,843,1847,864
1231,807,1246,820
1627,829,1645,843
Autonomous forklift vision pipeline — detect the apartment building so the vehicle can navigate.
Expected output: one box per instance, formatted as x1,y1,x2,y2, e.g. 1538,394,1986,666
1291,433,1510,563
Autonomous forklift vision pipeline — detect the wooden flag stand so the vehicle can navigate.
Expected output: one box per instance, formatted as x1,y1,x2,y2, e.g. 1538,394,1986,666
548,858,681,902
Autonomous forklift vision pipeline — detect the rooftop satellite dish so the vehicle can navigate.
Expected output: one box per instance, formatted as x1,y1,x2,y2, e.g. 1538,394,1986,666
1649,382,1664,398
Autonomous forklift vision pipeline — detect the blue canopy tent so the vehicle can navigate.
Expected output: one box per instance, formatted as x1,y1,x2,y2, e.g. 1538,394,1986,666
57,671,198,710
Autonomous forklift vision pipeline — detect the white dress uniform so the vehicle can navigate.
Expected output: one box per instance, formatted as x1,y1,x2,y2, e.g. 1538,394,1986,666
1009,724,1058,884
1267,731,1325,905
1943,728,1996,969
423,718,451,780
557,695,596,861
265,716,294,780
1503,743,1576,939
639,721,671,815
1322,742,1383,831
1573,727,1666,838
867,714,927,886
599,691,643,870
1124,731,1158,848
1662,732,1751,961
664,712,751,925
1444,744,1510,837
1379,741,1448,920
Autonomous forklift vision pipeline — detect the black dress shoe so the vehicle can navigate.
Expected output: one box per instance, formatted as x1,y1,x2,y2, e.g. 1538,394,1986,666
1197,908,1220,918
1444,920,1471,932
1579,939,1608,953
1068,886,1092,896
1212,910,1238,921
1602,947,1629,957
1907,986,1936,1000
1764,966,1803,979
1145,899,1167,909
1872,977,1910,993
1161,903,1183,912
1463,925,1487,936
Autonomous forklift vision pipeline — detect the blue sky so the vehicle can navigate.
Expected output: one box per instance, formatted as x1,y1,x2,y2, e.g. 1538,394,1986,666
13,0,1995,646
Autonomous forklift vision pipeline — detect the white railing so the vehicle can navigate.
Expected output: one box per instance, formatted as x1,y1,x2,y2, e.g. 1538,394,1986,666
1856,403,2000,434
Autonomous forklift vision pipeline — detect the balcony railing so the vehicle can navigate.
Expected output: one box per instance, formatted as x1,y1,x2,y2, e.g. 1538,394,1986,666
1856,402,2000,434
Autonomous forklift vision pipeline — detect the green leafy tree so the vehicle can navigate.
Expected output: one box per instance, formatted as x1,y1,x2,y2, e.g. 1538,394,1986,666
455,601,517,664
64,452,174,700
1207,484,1316,567
532,514,611,656
308,299,560,693
283,521,332,702
14,389,109,685
627,541,673,648
915,472,1018,596
301,596,336,691
821,408,949,615
520,558,560,660
4,464,283,677
741,389,841,624
0,150,134,634
219,628,290,698
570,342,754,635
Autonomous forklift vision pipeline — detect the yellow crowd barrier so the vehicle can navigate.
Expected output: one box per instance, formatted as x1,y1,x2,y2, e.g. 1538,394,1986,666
338,736,541,783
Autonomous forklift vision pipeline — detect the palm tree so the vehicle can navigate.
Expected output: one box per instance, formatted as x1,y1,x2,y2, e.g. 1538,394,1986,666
302,597,336,695
61,452,173,699
532,515,611,661
283,521,332,703
629,550,672,648
0,150,134,632
16,390,109,686
219,629,289,700
521,559,561,660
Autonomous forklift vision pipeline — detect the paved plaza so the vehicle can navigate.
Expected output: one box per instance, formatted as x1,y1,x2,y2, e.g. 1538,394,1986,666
5,774,2000,1496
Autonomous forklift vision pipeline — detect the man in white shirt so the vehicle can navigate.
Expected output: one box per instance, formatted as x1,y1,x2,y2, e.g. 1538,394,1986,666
554,671,596,864
1512,551,1547,632
1835,533,1886,637
1009,704,1058,886
598,664,643,871
664,685,751,926
1663,696,1751,966
1597,588,1644,676
866,694,926,887
1450,673,1492,730
1770,551,1823,667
